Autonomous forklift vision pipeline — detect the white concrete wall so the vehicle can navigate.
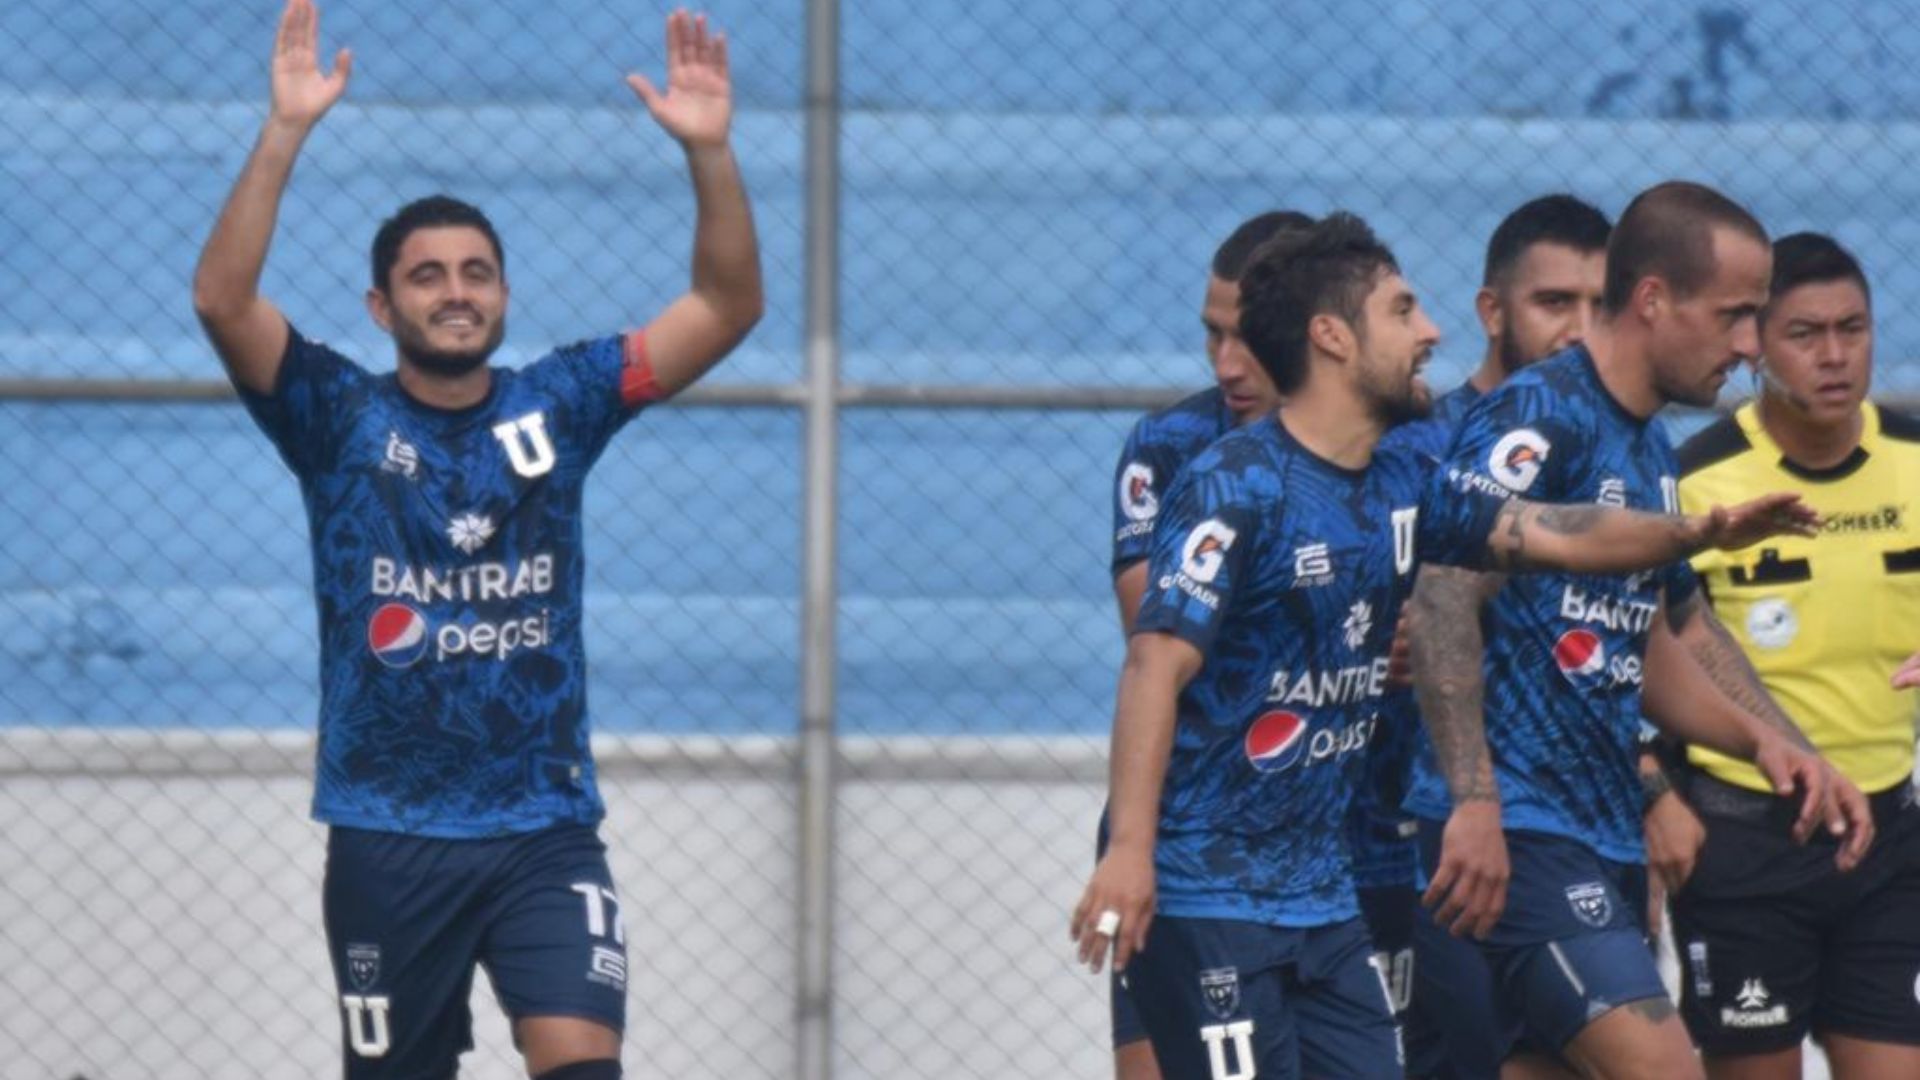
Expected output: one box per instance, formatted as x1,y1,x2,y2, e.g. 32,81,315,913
0,731,1834,1079
0,733,1114,1079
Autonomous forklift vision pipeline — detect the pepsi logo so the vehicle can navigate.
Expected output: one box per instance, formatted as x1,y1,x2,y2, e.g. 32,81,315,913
1244,710,1308,773
1553,628,1605,678
368,602,429,668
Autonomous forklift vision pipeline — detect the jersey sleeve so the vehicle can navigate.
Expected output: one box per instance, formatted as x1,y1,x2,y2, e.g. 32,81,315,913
1662,559,1702,609
234,326,360,479
1416,381,1582,569
1110,417,1181,576
523,333,654,463
1132,459,1266,655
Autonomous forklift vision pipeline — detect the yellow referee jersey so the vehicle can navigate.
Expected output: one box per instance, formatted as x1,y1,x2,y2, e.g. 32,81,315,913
1678,400,1920,794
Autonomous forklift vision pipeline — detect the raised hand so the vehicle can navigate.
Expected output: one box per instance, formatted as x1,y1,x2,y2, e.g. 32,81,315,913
270,0,352,128
626,9,733,148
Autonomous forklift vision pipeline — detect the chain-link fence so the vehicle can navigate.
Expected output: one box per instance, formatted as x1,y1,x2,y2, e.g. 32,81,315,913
3,0,1918,1077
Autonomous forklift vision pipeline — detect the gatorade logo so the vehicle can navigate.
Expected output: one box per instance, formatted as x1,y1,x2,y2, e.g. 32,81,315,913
1488,428,1550,492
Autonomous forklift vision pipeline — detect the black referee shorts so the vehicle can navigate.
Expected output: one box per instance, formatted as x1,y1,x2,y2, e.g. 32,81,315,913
1670,771,1920,1056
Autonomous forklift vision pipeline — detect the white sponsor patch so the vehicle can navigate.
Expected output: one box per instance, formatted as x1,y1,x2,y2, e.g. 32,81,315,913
1120,462,1158,522
1745,597,1798,650
1487,428,1551,492
1721,978,1787,1028
1565,881,1611,928
1180,519,1238,584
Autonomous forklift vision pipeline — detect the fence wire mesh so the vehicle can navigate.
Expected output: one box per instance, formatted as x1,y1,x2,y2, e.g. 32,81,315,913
3,0,1917,1076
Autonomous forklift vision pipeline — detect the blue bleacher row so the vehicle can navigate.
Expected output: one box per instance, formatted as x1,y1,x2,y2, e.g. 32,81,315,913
6,0,1920,732
8,1,1920,119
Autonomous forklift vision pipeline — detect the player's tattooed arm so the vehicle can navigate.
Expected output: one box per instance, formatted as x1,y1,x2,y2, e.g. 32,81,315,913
1648,598,1871,858
1662,589,1813,751
1412,563,1515,938
1481,492,1818,575
1408,564,1506,803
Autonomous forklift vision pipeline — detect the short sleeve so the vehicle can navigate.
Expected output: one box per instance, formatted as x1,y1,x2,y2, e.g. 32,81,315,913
1110,418,1181,576
234,326,360,479
520,334,646,463
1133,463,1265,655
1663,559,1701,610
1416,383,1583,569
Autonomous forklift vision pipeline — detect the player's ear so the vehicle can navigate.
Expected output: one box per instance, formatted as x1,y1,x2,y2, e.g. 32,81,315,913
365,287,394,333
1474,286,1501,340
1633,276,1665,323
1306,312,1352,363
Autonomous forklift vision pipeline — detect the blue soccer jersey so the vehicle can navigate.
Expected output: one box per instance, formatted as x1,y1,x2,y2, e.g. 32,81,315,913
1111,388,1235,574
1351,383,1483,889
1132,416,1481,926
241,327,653,838
1403,347,1697,864
1382,382,1482,462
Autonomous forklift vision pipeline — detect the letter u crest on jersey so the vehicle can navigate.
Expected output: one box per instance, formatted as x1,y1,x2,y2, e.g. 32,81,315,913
492,412,556,478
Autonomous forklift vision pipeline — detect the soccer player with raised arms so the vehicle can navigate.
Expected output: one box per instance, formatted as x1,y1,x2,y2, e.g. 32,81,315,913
1070,212,1818,1080
190,2,762,1077
1404,183,1874,1079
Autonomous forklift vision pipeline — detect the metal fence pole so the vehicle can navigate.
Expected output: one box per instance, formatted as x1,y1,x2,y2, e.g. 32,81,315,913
796,0,841,1073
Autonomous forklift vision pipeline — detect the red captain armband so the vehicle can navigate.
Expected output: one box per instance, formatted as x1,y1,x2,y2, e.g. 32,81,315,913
619,330,664,408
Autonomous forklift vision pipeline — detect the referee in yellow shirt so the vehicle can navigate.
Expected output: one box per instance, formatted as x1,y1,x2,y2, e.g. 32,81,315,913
1669,232,1920,1079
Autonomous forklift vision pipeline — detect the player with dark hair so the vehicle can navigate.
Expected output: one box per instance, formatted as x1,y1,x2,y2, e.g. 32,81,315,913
1667,232,1920,1079
1404,183,1873,1080
1105,209,1312,1080
1380,193,1613,1078
190,2,762,1077
1071,211,1820,1080
1110,210,1315,635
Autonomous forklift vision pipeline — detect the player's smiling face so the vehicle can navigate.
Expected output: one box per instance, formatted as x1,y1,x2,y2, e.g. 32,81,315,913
1652,226,1771,408
1758,277,1872,426
1202,275,1282,423
1492,242,1606,373
1354,270,1439,424
368,225,510,377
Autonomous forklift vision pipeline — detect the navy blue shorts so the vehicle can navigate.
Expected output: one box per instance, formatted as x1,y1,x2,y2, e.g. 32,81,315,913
1404,886,1503,1080
1095,813,1153,1051
322,823,627,1078
1357,883,1416,1023
1415,821,1666,1059
1113,966,1149,1050
1113,890,1417,1055
1126,914,1401,1080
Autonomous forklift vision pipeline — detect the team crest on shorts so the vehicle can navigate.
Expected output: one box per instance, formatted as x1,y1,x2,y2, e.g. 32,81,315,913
346,943,382,991
1564,882,1611,928
1199,967,1241,1019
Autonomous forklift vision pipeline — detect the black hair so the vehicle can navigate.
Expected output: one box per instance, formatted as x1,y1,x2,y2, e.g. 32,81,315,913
1767,232,1870,310
1211,210,1316,281
1483,194,1611,286
1238,212,1398,395
1603,180,1768,314
370,195,505,293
